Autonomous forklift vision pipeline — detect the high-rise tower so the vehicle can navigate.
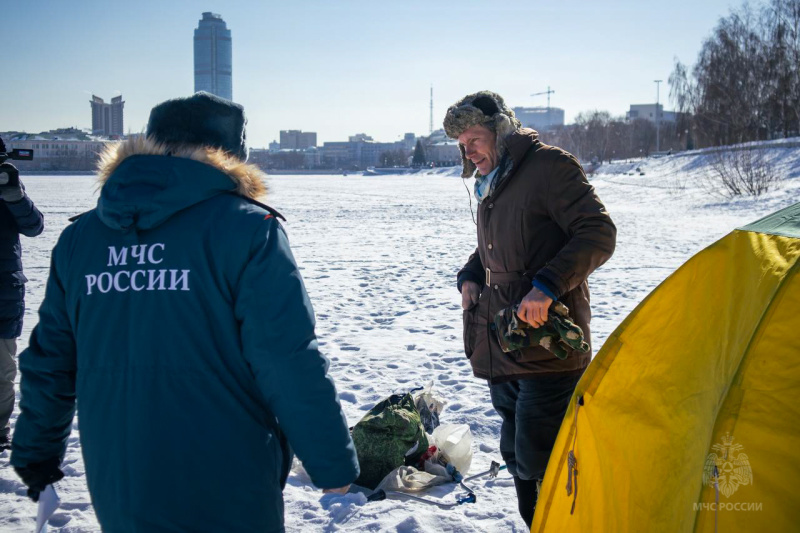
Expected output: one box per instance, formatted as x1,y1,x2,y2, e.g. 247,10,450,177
90,95,124,136
194,12,232,101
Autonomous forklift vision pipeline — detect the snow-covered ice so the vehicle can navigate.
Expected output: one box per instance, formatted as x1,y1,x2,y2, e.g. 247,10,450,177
1,144,798,532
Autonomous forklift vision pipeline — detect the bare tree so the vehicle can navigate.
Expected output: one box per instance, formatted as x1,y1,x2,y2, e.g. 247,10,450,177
670,0,800,148
707,147,780,197
542,112,681,162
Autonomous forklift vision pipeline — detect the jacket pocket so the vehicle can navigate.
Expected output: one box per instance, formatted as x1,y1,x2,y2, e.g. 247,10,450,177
462,307,477,358
0,272,26,302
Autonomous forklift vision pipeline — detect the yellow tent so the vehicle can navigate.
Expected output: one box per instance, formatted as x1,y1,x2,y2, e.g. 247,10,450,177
533,202,800,532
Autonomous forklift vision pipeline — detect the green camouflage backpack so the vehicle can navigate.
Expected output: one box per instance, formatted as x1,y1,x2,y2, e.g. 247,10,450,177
352,392,429,490
494,301,590,360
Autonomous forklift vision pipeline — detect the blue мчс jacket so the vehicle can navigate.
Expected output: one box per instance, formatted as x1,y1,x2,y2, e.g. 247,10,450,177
11,138,359,532
0,188,44,339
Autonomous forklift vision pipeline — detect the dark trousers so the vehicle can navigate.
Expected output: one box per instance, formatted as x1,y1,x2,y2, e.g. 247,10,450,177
0,338,17,439
489,372,582,526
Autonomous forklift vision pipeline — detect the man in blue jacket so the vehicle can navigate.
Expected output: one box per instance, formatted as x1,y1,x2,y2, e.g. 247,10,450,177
0,140,44,451
11,93,359,532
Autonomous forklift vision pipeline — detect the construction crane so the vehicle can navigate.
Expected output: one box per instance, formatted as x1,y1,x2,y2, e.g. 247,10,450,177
531,86,555,110
531,86,555,129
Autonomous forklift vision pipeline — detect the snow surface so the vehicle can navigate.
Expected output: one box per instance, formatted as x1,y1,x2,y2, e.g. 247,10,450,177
1,145,798,532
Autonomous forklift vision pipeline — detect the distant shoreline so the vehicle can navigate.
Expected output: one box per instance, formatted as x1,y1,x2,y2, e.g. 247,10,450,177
266,169,346,175
26,171,96,176
23,168,464,178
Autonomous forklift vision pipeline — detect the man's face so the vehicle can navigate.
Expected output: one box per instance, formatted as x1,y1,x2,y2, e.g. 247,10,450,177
458,124,498,176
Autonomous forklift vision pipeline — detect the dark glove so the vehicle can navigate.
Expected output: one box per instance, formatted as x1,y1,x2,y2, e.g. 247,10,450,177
14,457,65,502
0,163,24,202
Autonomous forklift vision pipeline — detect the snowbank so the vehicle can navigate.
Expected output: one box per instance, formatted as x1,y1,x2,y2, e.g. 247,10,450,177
1,142,798,532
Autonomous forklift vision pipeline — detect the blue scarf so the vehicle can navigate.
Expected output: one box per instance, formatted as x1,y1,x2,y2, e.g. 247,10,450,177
474,165,500,204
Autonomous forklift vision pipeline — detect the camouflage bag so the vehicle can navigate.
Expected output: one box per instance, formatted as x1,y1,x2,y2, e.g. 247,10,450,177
352,392,429,490
494,301,590,360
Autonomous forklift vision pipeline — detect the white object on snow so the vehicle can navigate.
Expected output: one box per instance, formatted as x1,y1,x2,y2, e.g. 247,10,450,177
375,465,454,494
414,382,446,434
414,381,445,417
35,484,60,533
432,424,473,476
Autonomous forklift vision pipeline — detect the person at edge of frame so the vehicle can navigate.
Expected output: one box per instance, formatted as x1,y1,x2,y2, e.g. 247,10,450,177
0,136,44,452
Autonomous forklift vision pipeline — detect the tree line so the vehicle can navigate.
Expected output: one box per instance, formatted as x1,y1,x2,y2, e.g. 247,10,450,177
540,112,684,164
670,0,800,147
536,0,799,164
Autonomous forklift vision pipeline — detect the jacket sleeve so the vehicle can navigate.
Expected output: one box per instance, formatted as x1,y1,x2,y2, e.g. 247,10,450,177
533,153,617,299
457,247,485,292
10,244,77,469
234,219,359,489
5,192,44,238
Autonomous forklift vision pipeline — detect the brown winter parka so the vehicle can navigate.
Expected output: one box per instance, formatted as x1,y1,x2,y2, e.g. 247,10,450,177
458,128,616,383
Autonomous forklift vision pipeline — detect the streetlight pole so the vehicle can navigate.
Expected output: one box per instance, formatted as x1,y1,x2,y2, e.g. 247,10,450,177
654,79,662,153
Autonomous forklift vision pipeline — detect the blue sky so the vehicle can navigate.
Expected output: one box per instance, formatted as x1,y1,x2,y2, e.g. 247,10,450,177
2,0,739,146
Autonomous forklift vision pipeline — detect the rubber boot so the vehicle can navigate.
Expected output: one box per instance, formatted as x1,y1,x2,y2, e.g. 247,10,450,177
513,476,540,528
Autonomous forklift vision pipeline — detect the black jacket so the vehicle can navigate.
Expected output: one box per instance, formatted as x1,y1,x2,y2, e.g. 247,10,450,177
0,192,44,338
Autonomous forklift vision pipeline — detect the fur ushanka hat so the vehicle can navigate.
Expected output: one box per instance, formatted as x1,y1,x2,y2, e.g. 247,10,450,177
146,91,248,161
443,91,521,178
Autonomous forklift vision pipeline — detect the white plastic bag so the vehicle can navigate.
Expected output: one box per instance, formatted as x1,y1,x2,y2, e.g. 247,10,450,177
375,465,453,493
35,484,60,533
431,424,473,475
414,381,445,434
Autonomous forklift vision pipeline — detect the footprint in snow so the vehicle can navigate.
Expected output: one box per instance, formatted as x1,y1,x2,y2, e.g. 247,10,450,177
338,392,357,404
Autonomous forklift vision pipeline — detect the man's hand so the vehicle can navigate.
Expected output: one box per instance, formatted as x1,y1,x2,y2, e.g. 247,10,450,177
0,163,24,202
323,485,350,495
14,457,65,502
461,280,481,310
516,286,553,328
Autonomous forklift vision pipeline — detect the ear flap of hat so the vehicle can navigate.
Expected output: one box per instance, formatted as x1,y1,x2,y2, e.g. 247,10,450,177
494,113,518,140
493,114,518,163
459,144,477,179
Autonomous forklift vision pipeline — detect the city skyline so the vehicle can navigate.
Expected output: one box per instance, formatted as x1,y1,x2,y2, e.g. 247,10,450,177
3,0,739,146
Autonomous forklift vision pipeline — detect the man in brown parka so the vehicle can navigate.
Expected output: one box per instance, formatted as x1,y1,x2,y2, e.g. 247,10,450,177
445,91,616,528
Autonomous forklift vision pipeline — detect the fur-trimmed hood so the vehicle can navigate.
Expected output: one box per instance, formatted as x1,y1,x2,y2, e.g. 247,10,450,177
95,136,268,231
